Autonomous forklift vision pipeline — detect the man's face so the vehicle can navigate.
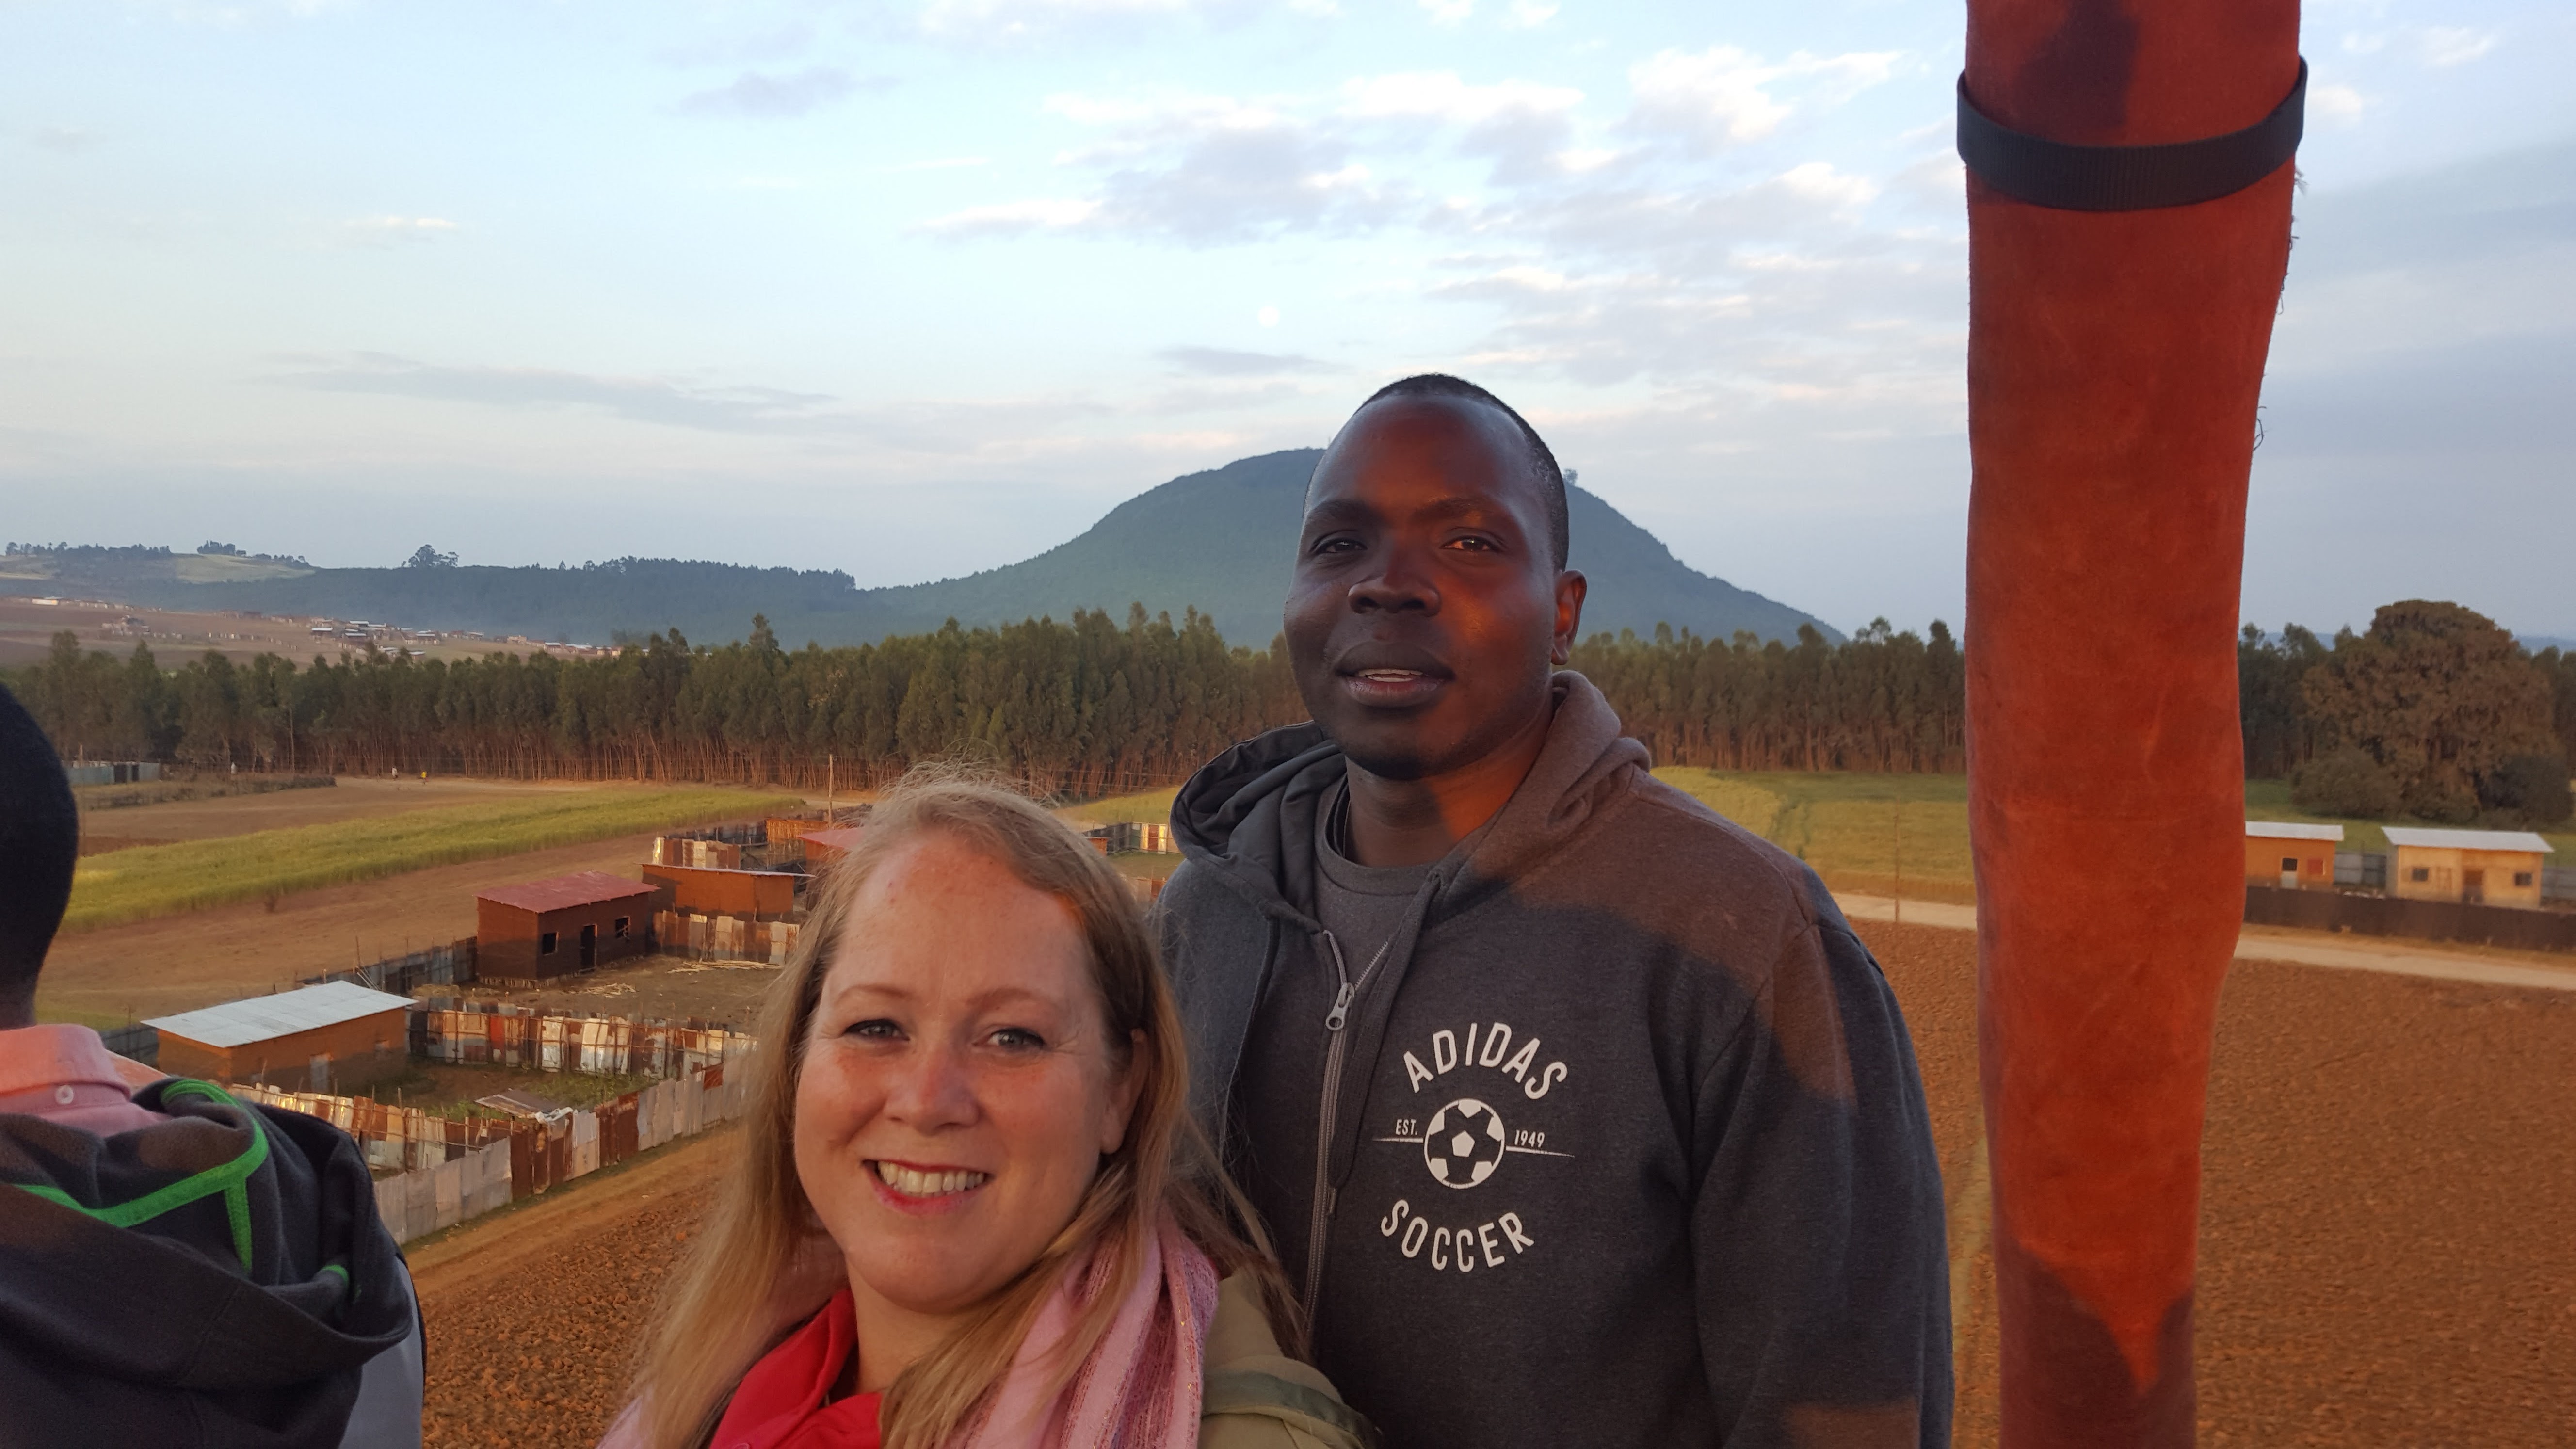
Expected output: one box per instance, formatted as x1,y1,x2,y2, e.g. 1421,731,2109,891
1285,395,1583,781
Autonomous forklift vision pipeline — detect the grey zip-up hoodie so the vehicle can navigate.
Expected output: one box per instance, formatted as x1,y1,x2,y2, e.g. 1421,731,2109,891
1159,673,1950,1449
0,1077,421,1449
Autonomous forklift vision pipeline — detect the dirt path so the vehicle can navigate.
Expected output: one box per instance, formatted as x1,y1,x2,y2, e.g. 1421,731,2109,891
1836,891,2576,992
38,831,670,1022
412,1129,738,1448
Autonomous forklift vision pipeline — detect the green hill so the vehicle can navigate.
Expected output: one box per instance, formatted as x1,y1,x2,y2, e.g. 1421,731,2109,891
9,450,1838,648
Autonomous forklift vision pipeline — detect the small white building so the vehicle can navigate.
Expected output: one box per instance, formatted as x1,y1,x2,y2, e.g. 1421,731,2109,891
2381,827,2554,909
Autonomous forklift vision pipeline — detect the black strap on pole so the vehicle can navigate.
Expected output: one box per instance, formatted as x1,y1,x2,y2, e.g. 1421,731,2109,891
1957,59,2306,211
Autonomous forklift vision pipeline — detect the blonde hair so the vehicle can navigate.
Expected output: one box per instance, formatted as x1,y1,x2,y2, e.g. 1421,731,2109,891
632,771,1291,1449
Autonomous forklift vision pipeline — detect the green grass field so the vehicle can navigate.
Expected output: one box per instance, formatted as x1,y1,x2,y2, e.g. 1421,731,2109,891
64,786,802,933
1063,772,2571,902
1058,786,1180,825
1655,769,1977,900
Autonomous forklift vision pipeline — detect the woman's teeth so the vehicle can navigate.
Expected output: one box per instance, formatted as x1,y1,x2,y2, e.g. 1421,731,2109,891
872,1161,990,1197
1358,669,1422,681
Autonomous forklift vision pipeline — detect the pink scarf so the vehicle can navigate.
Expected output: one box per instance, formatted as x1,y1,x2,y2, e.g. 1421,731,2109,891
602,1217,1219,1449
960,1214,1220,1449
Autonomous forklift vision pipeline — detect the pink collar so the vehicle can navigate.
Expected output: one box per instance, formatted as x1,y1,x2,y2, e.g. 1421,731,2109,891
0,1023,168,1135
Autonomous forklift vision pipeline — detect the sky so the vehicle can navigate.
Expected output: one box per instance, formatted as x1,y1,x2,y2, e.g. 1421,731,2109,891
3,0,2571,642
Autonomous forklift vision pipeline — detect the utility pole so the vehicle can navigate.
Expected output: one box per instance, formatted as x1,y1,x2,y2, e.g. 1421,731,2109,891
826,753,835,823
1892,796,1903,927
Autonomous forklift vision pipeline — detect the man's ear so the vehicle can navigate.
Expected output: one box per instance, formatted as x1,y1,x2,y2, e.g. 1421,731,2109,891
1551,571,1589,665
1100,1027,1149,1155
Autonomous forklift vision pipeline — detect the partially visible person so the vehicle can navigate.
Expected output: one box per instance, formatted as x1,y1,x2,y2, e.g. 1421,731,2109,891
611,776,1370,1449
0,685,425,1448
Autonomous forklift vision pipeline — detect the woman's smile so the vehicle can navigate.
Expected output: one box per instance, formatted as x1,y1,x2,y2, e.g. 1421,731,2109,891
865,1159,994,1214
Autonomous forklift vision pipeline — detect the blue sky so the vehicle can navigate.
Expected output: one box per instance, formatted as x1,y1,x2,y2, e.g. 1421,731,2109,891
4,0,2571,641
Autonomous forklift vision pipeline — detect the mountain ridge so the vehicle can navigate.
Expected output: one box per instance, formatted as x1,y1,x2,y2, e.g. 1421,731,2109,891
6,449,1841,648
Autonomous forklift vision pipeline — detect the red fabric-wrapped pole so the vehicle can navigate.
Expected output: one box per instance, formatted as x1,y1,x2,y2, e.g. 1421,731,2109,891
1964,2,2299,1445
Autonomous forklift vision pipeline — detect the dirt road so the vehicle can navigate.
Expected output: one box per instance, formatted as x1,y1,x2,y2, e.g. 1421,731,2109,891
38,831,671,1022
407,923,2576,1446
411,1130,737,1448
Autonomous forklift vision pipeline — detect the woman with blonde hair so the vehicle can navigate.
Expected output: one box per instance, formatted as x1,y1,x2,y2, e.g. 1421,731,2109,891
607,775,1371,1449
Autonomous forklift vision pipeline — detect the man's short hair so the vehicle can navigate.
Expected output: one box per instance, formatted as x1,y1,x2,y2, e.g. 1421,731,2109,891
0,685,77,1002
1348,373,1571,571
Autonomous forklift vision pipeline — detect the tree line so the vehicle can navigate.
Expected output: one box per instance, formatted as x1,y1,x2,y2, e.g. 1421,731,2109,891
2241,600,2574,826
7,601,2568,821
5,609,1971,791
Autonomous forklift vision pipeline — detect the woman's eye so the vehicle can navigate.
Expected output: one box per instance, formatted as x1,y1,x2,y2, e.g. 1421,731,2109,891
1309,535,1361,555
989,1027,1048,1052
846,1018,902,1041
1444,535,1499,552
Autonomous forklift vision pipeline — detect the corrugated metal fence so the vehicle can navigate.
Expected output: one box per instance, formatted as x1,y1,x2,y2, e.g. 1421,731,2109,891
408,1003,756,1076
653,910,802,965
236,1059,754,1245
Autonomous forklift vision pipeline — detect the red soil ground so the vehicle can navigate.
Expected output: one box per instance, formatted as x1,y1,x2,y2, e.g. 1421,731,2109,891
405,922,2576,1447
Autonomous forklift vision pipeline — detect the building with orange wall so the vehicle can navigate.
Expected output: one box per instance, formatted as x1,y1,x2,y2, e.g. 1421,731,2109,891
2383,827,2553,909
147,982,413,1091
641,862,798,917
477,871,660,982
2244,821,2341,890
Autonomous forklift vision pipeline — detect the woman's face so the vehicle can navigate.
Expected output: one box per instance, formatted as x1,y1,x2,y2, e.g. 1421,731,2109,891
796,833,1142,1327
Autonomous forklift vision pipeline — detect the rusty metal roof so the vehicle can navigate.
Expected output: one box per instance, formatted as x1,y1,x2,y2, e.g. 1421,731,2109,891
802,826,866,854
477,870,658,914
145,981,413,1049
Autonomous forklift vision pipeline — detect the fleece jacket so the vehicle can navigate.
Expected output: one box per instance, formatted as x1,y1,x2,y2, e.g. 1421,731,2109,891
1158,672,1952,1449
0,1077,419,1449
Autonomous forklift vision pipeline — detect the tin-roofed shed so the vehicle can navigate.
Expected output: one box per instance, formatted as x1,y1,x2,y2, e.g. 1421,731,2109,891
147,982,413,1091
477,870,660,984
2382,827,2554,909
2244,821,2343,890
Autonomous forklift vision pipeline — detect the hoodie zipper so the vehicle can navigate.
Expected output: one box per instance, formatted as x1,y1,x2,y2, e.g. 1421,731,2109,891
1304,930,1389,1318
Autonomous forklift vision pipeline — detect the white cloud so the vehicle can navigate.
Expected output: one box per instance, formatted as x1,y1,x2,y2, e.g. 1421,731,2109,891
674,67,884,119
337,216,458,248
32,126,101,154
1629,47,1788,145
1503,0,1555,27
918,0,1208,43
918,197,1103,235
2311,83,2367,128
885,156,993,172
1419,0,1472,24
1776,161,1878,212
1340,71,1580,126
1626,47,1897,152
2414,27,2496,67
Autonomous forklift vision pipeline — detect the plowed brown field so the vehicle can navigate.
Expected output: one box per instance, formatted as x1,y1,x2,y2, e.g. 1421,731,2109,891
408,922,2576,1447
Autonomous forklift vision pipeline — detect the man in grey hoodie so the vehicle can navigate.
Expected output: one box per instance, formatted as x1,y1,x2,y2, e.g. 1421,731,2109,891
1159,375,1951,1449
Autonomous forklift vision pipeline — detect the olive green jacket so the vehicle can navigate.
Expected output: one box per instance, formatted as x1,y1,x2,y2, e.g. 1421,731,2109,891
1201,1276,1379,1449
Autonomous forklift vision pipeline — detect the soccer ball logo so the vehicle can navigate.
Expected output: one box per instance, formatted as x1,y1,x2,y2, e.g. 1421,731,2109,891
1421,1098,1507,1190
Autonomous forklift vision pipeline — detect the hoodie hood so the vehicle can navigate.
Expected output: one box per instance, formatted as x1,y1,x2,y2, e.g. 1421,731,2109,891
1172,670,1650,925
0,1078,415,1448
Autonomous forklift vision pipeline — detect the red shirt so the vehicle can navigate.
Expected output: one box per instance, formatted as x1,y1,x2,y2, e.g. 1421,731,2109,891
709,1289,884,1449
